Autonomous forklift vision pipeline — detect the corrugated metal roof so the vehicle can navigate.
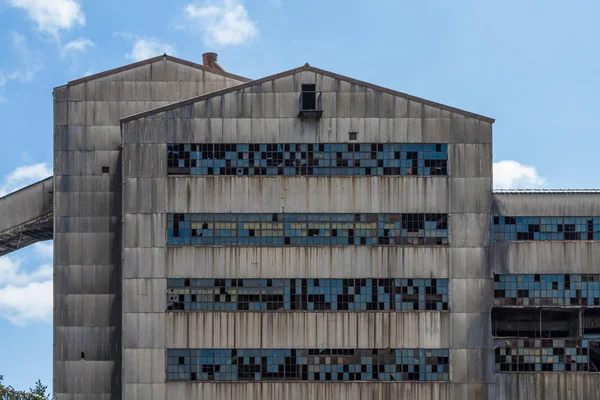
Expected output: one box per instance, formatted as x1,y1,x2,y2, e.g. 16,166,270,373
494,189,600,194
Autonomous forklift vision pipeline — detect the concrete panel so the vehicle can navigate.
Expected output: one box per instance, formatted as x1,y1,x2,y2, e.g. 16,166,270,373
122,278,166,313
451,178,492,214
167,176,451,214
450,213,490,248
123,312,165,349
450,312,491,349
493,192,600,216
166,312,449,349
491,241,600,274
450,279,492,313
495,374,600,400
449,144,492,178
451,348,493,383
450,247,490,279
123,214,166,248
122,349,164,383
167,247,451,279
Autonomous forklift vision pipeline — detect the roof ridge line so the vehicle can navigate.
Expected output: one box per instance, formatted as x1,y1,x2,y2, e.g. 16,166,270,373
120,64,494,123
65,54,251,87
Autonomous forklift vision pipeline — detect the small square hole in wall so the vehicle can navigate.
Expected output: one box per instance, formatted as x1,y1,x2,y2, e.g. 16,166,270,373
102,166,109,174
349,132,358,141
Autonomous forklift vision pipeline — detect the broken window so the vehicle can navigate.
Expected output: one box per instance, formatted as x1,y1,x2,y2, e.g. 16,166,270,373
494,338,599,372
493,273,600,373
494,274,600,307
166,278,449,312
167,348,449,382
166,143,448,176
492,308,579,338
493,216,600,241
167,213,449,246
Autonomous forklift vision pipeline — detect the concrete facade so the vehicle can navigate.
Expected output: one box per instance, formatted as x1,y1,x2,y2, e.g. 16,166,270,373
120,64,493,399
0,54,595,399
52,55,247,399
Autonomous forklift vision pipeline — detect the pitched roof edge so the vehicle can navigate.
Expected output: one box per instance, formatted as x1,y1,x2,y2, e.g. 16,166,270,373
120,65,307,123
309,66,495,123
66,54,251,87
120,64,494,124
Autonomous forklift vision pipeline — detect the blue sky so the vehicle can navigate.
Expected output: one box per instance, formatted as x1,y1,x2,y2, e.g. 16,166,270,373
0,0,598,392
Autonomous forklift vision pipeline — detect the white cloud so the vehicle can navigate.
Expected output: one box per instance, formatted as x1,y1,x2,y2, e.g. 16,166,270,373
0,162,52,197
33,242,53,259
7,0,85,36
181,0,258,46
127,37,176,61
115,33,176,62
61,37,94,58
0,255,53,326
493,160,546,189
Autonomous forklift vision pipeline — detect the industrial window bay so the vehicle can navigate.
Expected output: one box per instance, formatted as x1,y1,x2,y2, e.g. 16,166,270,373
167,348,450,382
493,216,600,241
167,278,449,311
167,213,449,246
167,143,448,176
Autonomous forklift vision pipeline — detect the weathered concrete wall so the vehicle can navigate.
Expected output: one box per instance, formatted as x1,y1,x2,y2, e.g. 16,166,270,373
53,56,246,400
495,374,600,400
125,382,493,400
122,66,493,399
491,193,600,397
491,193,600,274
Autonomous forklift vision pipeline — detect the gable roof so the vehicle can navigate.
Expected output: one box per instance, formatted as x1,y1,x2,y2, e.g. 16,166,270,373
66,54,251,87
120,63,494,123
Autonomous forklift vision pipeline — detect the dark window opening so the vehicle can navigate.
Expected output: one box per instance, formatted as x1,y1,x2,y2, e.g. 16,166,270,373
492,308,579,338
102,166,109,174
301,84,316,110
349,132,358,141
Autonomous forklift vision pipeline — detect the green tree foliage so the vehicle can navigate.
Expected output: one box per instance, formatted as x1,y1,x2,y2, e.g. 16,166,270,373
0,375,52,400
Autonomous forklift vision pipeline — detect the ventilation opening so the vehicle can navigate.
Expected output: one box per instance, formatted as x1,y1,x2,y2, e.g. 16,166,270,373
102,166,110,174
492,308,579,338
301,84,316,110
584,309,600,338
349,132,358,141
81,352,85,360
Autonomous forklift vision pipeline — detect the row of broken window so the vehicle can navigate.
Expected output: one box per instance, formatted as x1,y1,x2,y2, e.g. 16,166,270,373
167,278,449,312
493,274,600,373
167,213,449,246
493,216,600,241
167,143,448,176
167,348,450,382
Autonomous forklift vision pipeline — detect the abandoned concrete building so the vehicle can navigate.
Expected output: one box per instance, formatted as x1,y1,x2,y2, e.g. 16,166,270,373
0,52,599,399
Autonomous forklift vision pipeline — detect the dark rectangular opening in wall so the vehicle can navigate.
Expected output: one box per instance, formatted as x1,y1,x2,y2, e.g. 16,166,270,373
102,166,109,174
584,309,600,337
492,308,579,338
301,84,316,110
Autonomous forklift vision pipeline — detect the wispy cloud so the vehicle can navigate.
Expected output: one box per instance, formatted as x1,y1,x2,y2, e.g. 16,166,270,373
0,163,52,197
493,160,546,189
0,249,53,326
32,242,53,259
115,32,176,62
180,0,258,46
0,32,43,99
7,0,85,36
61,37,94,58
